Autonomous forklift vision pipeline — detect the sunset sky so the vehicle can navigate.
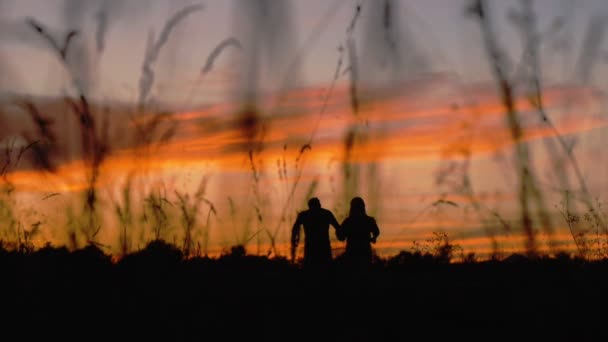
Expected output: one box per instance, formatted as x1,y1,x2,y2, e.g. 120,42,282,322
1,0,608,259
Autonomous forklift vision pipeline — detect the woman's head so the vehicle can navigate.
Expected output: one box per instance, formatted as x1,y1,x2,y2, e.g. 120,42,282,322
349,197,366,216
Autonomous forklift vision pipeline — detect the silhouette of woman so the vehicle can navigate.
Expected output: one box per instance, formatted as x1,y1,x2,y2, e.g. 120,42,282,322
337,197,380,269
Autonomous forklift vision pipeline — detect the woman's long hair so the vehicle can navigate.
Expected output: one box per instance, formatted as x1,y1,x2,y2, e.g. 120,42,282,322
349,197,366,217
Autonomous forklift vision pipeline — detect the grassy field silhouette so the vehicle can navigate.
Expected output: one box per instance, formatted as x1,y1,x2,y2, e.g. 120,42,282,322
2,239,608,341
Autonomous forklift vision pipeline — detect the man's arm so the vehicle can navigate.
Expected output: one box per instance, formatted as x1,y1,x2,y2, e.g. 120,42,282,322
327,211,344,241
291,213,302,263
329,211,340,230
291,213,302,247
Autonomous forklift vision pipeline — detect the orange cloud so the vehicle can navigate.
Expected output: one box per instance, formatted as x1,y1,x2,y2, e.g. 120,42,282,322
4,76,604,192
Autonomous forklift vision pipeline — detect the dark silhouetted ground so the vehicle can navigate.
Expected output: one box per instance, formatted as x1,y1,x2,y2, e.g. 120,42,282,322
1,241,606,342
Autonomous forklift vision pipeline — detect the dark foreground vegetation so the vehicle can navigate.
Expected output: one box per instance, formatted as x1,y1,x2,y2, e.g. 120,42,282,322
2,241,608,342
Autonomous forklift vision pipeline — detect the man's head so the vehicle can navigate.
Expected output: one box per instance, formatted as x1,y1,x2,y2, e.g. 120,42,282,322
308,197,321,210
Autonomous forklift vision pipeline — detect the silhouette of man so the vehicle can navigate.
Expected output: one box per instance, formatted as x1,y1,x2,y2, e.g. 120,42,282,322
291,198,340,269
337,197,380,269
